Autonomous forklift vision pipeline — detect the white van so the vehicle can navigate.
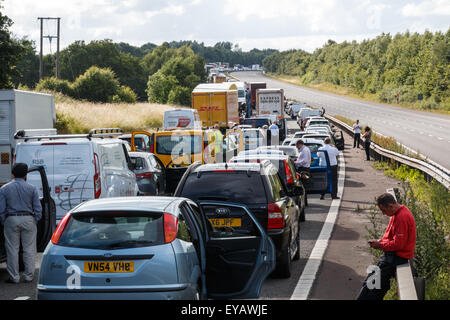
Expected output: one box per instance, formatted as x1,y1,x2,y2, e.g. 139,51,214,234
162,109,202,130
14,129,139,221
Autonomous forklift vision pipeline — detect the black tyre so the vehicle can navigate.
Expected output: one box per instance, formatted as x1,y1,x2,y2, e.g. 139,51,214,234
276,240,292,278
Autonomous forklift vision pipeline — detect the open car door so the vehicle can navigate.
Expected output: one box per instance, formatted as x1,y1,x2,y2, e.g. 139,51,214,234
303,150,332,195
0,166,55,261
197,201,275,300
130,131,153,153
29,166,57,252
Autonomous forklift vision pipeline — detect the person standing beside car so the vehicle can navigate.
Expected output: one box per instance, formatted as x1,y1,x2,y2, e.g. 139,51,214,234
318,138,340,200
0,163,42,284
295,139,311,174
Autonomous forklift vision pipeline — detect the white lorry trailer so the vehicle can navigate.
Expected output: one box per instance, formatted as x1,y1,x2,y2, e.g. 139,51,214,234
0,90,55,185
256,88,285,120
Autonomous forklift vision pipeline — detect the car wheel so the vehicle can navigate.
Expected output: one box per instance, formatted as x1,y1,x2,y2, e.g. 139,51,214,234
155,185,160,196
276,237,292,278
194,282,204,300
293,228,301,261
300,206,306,222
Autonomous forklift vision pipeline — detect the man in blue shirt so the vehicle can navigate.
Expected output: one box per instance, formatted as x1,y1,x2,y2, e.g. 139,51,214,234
0,163,42,284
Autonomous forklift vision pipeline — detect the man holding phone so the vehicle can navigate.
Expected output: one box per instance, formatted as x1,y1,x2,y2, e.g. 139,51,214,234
356,193,416,300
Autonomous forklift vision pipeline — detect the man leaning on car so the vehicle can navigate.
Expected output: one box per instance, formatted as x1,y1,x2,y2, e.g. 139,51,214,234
0,163,42,284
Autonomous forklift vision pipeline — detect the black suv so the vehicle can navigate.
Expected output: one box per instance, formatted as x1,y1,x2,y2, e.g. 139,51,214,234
230,153,306,222
174,161,302,278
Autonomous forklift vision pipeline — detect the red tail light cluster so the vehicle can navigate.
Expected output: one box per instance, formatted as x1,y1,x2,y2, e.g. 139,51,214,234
136,173,153,179
268,203,284,229
163,213,178,243
284,160,294,184
93,153,101,199
51,214,71,245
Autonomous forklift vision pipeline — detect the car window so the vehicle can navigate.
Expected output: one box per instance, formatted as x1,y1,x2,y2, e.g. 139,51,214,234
180,171,267,204
156,134,202,155
177,208,194,243
131,156,147,170
187,202,205,235
58,211,164,249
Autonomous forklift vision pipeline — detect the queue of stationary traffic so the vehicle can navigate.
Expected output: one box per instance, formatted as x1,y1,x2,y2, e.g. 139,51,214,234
0,80,344,300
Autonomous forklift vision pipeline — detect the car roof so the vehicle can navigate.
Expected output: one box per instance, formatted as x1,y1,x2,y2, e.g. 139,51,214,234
72,197,186,215
18,137,126,145
192,162,267,173
232,154,289,161
303,138,325,144
129,151,155,157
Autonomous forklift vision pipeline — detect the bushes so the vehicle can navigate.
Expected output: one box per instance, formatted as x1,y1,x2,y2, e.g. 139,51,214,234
36,66,137,103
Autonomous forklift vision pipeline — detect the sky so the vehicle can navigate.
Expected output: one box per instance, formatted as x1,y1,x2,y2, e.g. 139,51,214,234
2,0,450,54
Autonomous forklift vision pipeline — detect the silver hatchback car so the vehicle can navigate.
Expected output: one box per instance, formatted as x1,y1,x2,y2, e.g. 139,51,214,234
37,197,275,300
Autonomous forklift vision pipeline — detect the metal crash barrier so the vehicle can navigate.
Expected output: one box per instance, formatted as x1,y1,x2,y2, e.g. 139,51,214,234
324,114,450,190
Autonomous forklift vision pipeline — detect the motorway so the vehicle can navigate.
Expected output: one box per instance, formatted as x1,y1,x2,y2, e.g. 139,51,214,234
233,71,450,170
0,119,338,300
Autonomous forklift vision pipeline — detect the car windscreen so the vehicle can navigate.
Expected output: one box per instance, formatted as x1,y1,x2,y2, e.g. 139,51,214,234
156,134,202,155
180,171,267,204
57,212,164,250
305,143,323,153
242,119,269,128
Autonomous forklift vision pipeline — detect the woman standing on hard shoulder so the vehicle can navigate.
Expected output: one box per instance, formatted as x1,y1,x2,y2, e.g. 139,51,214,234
363,126,372,161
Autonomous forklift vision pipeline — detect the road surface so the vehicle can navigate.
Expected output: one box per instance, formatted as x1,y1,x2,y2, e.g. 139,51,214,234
234,71,450,170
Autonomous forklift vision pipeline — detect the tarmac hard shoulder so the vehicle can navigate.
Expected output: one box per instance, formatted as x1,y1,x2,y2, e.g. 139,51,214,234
308,132,399,300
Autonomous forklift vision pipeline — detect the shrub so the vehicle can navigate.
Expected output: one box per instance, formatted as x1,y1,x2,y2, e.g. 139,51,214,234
111,85,137,103
167,86,191,106
36,77,74,97
146,71,178,104
72,66,120,102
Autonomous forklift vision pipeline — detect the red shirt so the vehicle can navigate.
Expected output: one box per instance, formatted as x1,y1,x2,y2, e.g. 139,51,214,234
379,205,416,259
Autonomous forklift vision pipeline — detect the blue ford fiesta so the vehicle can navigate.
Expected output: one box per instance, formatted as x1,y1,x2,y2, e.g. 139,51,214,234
37,197,275,300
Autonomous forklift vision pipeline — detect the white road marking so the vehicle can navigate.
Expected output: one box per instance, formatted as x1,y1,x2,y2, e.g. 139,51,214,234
14,296,30,300
291,153,346,300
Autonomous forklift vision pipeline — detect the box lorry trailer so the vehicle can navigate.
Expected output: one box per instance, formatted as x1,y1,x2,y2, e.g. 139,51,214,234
0,90,55,185
248,82,267,109
256,88,285,120
191,85,239,129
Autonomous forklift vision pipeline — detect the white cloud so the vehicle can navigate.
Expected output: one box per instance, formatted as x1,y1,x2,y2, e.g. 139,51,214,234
402,0,450,17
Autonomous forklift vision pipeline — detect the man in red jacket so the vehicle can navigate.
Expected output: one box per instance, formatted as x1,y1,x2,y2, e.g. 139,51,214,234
356,193,416,300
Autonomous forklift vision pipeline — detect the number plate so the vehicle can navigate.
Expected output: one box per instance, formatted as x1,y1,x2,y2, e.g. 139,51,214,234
209,218,242,228
84,261,134,273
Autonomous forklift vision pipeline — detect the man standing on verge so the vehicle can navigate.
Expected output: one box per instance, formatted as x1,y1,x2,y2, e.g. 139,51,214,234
357,193,416,300
213,124,223,163
318,138,340,200
0,163,42,284
353,120,362,148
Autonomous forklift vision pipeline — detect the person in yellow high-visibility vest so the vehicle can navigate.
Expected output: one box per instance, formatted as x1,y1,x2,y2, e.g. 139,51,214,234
213,124,223,163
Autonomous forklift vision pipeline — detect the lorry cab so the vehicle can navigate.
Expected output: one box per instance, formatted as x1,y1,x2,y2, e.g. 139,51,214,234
14,128,139,221
131,129,246,193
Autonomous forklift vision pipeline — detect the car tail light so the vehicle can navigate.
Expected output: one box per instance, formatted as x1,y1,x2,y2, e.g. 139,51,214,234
93,153,101,199
284,160,294,184
51,214,71,245
164,213,178,243
136,173,152,179
268,203,284,229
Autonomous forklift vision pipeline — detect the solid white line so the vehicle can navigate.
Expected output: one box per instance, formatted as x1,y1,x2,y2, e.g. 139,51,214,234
14,296,30,300
290,153,346,300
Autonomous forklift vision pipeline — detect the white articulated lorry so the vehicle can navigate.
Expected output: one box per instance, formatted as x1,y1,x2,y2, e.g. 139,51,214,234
0,90,55,185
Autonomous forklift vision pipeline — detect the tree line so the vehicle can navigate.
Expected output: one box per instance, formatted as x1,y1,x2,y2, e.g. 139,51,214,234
263,30,450,112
